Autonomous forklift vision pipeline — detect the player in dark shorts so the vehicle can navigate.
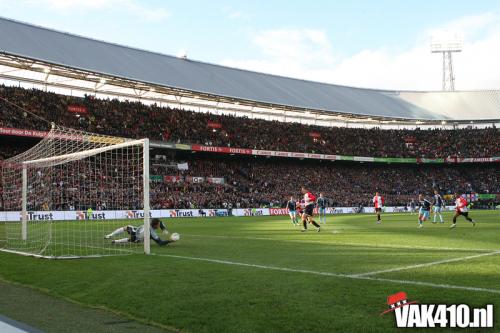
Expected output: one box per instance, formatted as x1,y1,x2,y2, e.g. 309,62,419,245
372,192,384,224
450,193,476,229
300,187,321,232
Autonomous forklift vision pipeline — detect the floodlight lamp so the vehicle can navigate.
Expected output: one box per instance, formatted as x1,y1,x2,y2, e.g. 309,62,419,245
430,32,463,53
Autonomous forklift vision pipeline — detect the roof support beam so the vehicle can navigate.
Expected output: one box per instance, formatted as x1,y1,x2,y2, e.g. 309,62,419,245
0,53,497,128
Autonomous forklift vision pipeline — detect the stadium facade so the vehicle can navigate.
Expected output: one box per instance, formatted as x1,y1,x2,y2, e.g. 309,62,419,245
1,17,498,259
0,16,499,128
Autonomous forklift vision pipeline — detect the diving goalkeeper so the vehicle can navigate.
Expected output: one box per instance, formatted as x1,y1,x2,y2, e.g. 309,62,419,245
105,218,176,246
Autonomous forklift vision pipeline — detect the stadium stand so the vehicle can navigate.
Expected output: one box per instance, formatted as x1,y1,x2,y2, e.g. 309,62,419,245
1,86,499,210
147,154,499,209
1,86,499,158
1,140,498,209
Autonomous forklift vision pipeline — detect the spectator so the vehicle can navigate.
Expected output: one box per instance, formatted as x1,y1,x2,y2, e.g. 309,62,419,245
1,85,498,159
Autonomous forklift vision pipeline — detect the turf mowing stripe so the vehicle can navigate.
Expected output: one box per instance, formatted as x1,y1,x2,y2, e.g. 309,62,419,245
350,250,500,277
153,253,500,295
182,233,498,253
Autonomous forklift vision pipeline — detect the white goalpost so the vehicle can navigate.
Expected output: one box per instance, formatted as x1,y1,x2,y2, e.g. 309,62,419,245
1,124,151,258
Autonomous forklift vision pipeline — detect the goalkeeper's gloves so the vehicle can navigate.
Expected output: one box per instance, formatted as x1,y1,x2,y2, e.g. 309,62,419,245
156,239,171,246
162,230,169,236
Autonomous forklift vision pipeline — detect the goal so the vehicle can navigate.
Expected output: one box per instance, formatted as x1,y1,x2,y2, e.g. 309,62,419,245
0,124,151,258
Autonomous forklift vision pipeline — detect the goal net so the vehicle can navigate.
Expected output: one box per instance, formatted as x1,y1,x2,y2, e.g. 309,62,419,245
0,124,151,258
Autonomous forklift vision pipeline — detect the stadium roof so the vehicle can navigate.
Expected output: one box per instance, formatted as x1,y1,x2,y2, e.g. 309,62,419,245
0,17,499,123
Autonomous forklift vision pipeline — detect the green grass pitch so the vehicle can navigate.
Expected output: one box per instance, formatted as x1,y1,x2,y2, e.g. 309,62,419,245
1,210,499,332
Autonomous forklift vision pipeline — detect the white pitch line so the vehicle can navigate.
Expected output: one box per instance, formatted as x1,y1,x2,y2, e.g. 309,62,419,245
182,233,497,253
355,276,500,295
154,253,351,277
350,251,500,277
153,253,500,295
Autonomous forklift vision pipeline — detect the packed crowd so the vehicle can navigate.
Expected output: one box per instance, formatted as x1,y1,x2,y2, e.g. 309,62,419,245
1,85,499,158
1,140,498,209
1,148,144,211
147,154,499,209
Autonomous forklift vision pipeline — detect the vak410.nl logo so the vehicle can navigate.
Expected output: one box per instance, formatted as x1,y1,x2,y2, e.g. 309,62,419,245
381,292,494,328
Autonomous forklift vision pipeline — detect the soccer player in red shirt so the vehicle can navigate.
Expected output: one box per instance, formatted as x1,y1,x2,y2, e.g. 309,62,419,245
450,193,476,229
296,199,305,217
300,187,321,232
372,192,384,224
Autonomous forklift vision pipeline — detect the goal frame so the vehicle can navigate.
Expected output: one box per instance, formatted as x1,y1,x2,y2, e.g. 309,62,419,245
10,138,151,257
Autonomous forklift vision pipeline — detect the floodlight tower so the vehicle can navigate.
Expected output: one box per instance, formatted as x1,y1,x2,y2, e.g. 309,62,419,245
431,35,463,91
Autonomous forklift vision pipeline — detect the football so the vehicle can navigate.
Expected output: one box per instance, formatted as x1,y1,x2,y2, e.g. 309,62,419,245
170,233,180,242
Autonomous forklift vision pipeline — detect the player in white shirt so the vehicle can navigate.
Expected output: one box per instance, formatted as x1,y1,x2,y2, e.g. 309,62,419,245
301,187,321,232
372,192,384,224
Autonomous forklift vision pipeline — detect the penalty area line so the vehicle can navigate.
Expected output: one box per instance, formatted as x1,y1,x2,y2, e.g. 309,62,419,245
350,250,500,277
182,233,497,253
153,253,500,295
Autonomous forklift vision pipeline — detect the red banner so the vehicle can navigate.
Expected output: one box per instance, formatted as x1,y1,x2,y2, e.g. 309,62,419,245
67,105,88,114
2,127,499,165
164,176,183,183
309,132,321,138
207,121,222,129
0,127,47,138
191,144,252,155
0,127,85,141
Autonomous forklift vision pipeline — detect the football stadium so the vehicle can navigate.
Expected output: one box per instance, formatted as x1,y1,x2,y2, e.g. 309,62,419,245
0,4,499,332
